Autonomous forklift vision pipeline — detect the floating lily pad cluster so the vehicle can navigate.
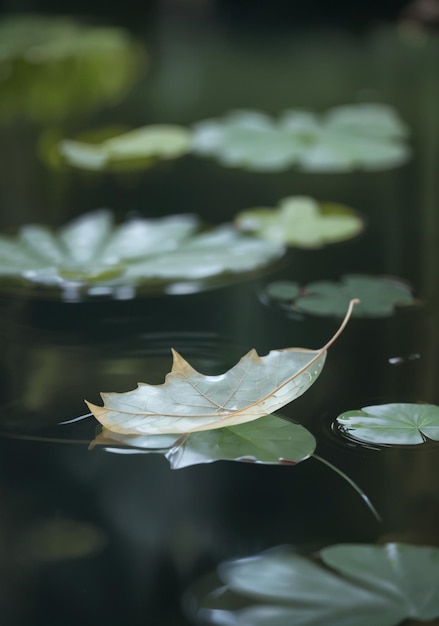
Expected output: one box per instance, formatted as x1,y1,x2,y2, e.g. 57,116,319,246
0,15,145,123
58,103,410,173
235,196,364,248
0,210,284,299
188,543,439,626
265,275,416,317
191,104,410,172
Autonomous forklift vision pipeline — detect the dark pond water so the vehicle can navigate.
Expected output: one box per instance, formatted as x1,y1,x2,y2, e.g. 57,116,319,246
0,8,439,626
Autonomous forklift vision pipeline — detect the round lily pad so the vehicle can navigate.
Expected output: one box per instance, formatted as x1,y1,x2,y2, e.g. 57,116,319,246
336,403,439,445
236,196,364,248
264,275,416,318
187,542,439,626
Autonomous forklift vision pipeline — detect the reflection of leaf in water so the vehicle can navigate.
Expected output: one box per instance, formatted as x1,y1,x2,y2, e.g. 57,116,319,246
0,210,284,298
189,543,439,626
94,414,316,467
21,517,107,561
265,275,416,318
236,196,364,248
86,301,357,435
336,403,439,445
59,125,192,171
0,15,145,123
191,104,410,172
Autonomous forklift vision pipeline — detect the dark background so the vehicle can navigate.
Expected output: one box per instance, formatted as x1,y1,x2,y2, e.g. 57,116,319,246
0,0,415,31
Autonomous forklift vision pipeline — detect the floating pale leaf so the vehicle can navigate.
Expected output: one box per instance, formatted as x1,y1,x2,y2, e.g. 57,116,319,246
59,125,192,171
265,275,415,317
336,403,439,445
86,301,357,435
0,210,284,298
236,196,363,248
191,104,410,172
191,543,439,626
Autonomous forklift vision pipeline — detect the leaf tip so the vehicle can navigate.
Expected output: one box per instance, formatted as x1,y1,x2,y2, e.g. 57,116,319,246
170,348,194,374
84,399,105,422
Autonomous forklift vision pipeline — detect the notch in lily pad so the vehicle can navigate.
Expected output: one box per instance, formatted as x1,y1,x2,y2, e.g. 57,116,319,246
235,196,364,248
264,274,417,317
336,403,439,445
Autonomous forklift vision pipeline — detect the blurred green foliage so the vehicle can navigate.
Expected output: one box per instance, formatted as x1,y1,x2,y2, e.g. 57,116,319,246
0,14,146,123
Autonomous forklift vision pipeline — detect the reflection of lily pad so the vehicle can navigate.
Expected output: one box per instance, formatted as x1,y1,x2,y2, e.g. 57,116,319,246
0,210,284,299
265,275,415,317
189,543,439,626
59,125,192,171
0,15,145,123
191,104,410,173
96,414,316,468
236,196,364,248
336,403,439,445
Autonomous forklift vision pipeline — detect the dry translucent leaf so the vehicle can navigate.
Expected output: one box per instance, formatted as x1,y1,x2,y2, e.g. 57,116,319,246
86,301,358,435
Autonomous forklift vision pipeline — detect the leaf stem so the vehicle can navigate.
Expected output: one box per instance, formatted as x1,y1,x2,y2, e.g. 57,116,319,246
312,453,381,523
320,299,360,352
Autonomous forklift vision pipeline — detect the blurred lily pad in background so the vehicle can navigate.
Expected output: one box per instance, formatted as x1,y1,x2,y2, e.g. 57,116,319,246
0,210,284,299
188,543,439,626
0,15,146,123
59,124,192,171
235,196,364,248
191,104,410,173
265,275,416,317
336,403,439,445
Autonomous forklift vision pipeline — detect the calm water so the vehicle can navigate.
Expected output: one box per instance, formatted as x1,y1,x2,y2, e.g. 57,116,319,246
0,13,439,625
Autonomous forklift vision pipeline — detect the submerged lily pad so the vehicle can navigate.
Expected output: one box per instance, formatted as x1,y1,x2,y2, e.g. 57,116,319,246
0,210,284,299
265,275,415,317
59,125,192,171
188,543,439,626
236,196,364,248
0,15,145,123
191,104,410,173
336,403,439,445
95,414,316,468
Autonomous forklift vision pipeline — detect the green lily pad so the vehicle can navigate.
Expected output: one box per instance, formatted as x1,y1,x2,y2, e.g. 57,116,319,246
336,403,439,445
235,196,364,248
265,275,415,317
264,281,301,301
59,125,192,171
191,104,410,173
96,414,316,468
0,15,145,123
189,543,439,626
0,210,284,299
